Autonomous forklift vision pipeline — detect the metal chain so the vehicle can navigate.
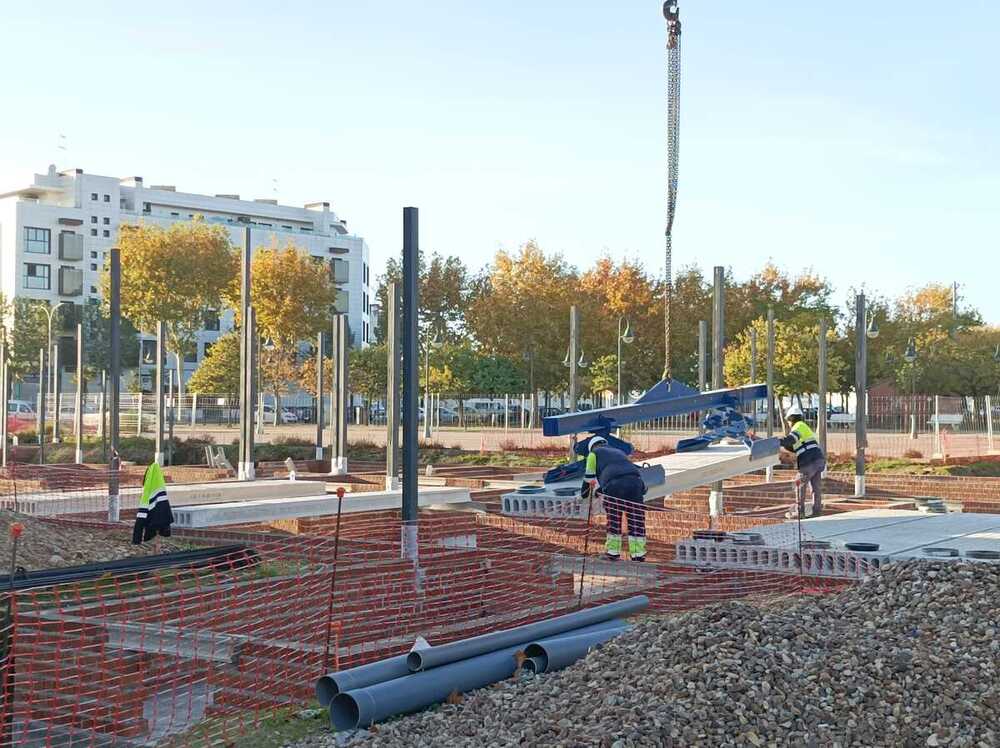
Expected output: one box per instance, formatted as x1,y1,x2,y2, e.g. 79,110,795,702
663,3,681,381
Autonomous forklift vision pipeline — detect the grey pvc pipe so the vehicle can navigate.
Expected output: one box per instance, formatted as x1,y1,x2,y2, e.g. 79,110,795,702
523,623,627,674
406,595,648,672
315,654,411,707
330,643,525,730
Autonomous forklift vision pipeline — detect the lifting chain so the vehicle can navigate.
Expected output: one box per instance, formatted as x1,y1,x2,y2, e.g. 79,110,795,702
662,2,681,381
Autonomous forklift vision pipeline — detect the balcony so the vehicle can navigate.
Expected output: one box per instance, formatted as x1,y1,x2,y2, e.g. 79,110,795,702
58,267,83,296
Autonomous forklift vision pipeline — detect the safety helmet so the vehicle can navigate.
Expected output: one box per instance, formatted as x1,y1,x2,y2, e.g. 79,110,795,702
785,404,803,418
588,435,608,451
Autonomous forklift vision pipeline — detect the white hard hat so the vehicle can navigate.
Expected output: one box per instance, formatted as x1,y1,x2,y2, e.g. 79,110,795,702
785,404,803,417
588,435,608,451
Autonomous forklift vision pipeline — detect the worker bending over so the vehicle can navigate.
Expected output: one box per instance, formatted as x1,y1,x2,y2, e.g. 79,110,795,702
581,436,648,561
780,404,826,518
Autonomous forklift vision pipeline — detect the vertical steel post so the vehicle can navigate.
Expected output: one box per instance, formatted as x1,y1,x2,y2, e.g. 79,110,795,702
38,349,46,464
315,331,325,460
0,342,7,468
108,247,121,520
569,306,579,412
51,341,61,443
698,320,707,391
749,328,757,384
238,226,251,480
167,368,175,466
423,338,432,440
933,395,942,458
818,318,828,456
401,207,420,565
155,321,166,466
99,369,106,460
330,316,340,467
75,323,84,464
765,307,775,482
246,307,257,479
336,314,349,474
386,282,401,489
986,395,995,453
854,293,867,496
708,267,725,516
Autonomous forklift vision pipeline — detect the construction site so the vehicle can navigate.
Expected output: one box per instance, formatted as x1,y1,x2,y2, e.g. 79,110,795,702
0,3,998,748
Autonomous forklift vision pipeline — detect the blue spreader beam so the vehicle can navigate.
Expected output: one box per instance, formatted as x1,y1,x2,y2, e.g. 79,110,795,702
542,381,768,437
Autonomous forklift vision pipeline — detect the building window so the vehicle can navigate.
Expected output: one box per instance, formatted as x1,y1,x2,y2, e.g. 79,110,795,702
103,230,110,238
90,251,97,259
143,202,151,213
91,216,98,224
91,229,98,237
24,263,50,290
90,263,97,271
90,192,98,201
203,341,214,357
24,227,51,254
102,217,110,225
170,212,179,217
203,310,220,332
335,289,349,313
103,194,110,202
90,286,97,294
184,348,198,364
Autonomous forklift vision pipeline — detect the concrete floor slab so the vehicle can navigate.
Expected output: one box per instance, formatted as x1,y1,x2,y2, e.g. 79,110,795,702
172,486,472,528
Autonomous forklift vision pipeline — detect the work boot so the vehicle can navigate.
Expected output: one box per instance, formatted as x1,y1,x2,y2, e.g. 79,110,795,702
631,556,646,563
605,553,620,562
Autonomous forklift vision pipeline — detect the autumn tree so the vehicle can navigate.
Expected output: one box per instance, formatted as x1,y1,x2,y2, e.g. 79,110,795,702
105,219,235,396
466,241,578,395
375,251,471,344
725,318,847,412
349,344,389,402
224,239,338,410
187,332,241,393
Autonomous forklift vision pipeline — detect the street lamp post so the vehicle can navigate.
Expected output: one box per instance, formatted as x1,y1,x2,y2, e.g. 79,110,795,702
36,301,68,443
616,318,634,406
855,297,879,497
522,349,535,430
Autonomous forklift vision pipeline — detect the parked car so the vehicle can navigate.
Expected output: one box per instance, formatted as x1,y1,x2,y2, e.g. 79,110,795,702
262,405,298,424
7,400,36,433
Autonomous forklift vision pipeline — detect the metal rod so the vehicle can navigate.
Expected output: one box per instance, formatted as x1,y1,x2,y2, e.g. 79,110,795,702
765,306,775,483
246,307,256,479
0,342,7,468
330,316,341,468
401,207,420,562
37,348,46,464
75,323,84,464
238,226,251,479
749,328,757,384
698,320,707,391
386,282,400,488
818,318,828,455
854,293,867,496
155,320,166,466
569,306,578,412
51,340,61,443
336,313,349,473
315,331,325,460
710,266,725,516
109,247,121,520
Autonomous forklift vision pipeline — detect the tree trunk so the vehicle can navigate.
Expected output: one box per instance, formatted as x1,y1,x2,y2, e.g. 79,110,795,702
174,351,184,401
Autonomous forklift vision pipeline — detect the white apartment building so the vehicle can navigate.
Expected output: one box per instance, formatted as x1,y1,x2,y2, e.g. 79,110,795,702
0,165,374,387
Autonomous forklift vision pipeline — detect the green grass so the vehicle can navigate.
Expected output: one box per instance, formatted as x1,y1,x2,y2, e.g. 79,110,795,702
166,706,329,748
825,457,1000,477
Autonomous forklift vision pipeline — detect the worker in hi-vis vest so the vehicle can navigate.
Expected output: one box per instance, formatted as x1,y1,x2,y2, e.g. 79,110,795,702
779,404,826,518
581,436,648,561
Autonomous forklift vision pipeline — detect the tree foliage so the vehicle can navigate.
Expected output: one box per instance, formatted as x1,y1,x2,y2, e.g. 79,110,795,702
350,344,388,401
106,219,235,392
187,332,241,393
375,251,470,344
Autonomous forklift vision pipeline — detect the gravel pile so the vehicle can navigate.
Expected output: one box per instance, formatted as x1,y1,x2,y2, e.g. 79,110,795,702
0,510,191,570
291,561,999,748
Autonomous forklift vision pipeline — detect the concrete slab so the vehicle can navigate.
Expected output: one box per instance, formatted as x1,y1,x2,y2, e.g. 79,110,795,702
172,486,472,528
4,479,327,517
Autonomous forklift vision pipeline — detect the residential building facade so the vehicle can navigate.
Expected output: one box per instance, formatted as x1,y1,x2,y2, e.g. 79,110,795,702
0,165,373,388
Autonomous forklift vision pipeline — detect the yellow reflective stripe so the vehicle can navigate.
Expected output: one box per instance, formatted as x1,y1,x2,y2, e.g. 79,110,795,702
585,452,598,480
605,534,622,554
628,536,647,555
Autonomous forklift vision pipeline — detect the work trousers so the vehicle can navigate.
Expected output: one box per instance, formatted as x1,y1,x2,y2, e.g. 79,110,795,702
603,475,647,558
797,458,826,515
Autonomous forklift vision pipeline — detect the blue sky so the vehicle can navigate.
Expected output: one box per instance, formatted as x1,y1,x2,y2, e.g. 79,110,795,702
2,1,997,322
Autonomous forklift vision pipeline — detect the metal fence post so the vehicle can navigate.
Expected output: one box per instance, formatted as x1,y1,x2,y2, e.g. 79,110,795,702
315,331,325,461
386,281,401,490
933,395,942,458
155,321,166,466
108,247,121,521
38,349,46,465
709,266,725,516
986,395,995,453
765,307,775,482
75,323,85,465
191,392,197,427
818,318,828,456
401,207,420,570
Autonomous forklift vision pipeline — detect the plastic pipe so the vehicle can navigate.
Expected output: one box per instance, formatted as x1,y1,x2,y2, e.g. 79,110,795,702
523,624,627,674
316,654,411,708
331,644,523,730
406,595,648,672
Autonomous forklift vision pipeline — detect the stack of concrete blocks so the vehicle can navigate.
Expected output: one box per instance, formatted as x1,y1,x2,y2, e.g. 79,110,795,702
673,538,890,580
501,490,603,520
